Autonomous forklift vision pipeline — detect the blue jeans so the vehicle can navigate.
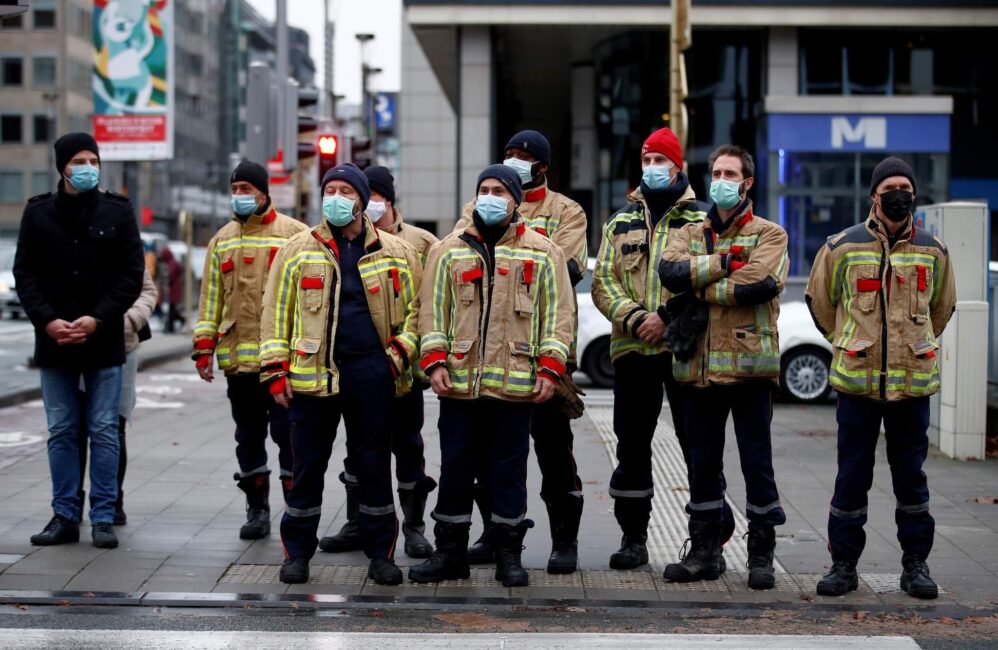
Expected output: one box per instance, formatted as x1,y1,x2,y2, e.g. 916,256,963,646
40,366,123,524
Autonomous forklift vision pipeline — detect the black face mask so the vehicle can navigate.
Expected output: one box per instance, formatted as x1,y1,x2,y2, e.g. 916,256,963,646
878,189,914,222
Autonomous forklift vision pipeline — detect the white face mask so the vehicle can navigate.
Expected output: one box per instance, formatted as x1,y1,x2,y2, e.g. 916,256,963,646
365,200,388,223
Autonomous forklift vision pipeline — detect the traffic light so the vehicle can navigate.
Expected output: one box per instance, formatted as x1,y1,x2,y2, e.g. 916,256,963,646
317,134,340,184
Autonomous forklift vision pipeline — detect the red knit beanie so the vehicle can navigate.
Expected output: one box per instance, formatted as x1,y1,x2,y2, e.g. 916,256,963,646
641,127,683,170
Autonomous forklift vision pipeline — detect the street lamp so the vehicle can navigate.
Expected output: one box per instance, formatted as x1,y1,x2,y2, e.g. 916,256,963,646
355,33,376,142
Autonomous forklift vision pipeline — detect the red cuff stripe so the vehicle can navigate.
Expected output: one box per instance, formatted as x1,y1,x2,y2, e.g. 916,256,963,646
268,376,287,396
538,356,565,377
194,339,216,350
420,351,447,371
538,370,559,384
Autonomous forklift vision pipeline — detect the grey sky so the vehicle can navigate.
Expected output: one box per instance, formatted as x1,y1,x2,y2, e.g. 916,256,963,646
247,0,401,104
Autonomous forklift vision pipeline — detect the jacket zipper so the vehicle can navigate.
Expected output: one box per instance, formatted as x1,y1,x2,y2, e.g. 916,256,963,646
475,244,494,395
878,242,888,401
325,258,339,395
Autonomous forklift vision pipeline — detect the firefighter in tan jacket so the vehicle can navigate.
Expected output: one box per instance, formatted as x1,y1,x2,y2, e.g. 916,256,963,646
259,163,421,587
659,145,788,591
455,130,589,574
191,161,307,541
319,166,439,560
806,157,957,600
408,165,575,588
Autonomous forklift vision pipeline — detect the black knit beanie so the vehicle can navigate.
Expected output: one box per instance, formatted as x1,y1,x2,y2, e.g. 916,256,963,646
364,166,396,204
870,156,916,196
477,164,523,205
504,130,551,166
230,160,270,196
54,132,100,173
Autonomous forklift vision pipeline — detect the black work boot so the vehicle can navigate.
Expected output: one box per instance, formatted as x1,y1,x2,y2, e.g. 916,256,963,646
113,416,127,526
466,483,495,564
546,497,583,574
30,515,80,546
368,557,404,585
236,473,271,540
280,557,309,584
900,554,938,600
319,478,363,552
609,533,649,570
409,521,472,583
493,520,534,587
746,524,777,590
92,522,119,549
816,560,859,596
663,522,721,582
399,478,436,558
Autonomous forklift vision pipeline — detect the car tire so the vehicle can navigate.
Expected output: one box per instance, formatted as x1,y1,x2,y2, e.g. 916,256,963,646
582,336,614,388
780,346,832,404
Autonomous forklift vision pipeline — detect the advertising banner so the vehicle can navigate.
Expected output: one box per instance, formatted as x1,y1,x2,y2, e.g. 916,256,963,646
92,0,174,161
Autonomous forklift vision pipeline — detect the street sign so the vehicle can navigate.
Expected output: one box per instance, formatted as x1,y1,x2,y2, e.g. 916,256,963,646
374,93,397,131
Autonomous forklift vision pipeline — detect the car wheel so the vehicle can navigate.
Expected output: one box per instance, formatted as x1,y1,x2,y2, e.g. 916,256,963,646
780,346,832,403
582,336,614,388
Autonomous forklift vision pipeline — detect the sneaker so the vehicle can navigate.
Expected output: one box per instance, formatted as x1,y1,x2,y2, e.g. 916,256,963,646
30,515,80,546
91,522,119,549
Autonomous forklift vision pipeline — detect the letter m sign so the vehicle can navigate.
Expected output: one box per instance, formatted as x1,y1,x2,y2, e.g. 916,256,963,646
831,117,887,150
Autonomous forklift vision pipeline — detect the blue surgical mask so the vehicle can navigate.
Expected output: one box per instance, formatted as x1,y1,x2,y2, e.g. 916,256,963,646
68,164,100,192
475,194,510,226
230,194,258,216
709,179,743,210
503,157,534,184
323,195,357,227
641,164,672,191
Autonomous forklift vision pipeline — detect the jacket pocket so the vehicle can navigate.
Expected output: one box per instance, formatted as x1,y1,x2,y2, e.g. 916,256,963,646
831,338,875,393
503,341,537,397
455,261,481,305
216,320,237,371
513,260,536,317
447,339,475,394
619,232,647,273
220,254,236,298
909,265,932,323
300,269,326,312
852,275,880,313
290,337,324,391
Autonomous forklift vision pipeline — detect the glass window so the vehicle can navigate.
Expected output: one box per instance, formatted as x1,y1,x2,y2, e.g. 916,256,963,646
1,57,23,87
0,171,23,203
32,56,56,87
31,171,50,196
33,115,50,143
0,14,23,29
33,7,56,30
0,115,22,143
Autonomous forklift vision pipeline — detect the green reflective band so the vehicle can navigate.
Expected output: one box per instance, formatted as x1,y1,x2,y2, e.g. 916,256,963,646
194,322,217,334
420,332,449,354
736,353,780,372
696,255,711,287
707,352,734,372
481,368,506,389
260,341,289,355
540,338,568,357
610,337,667,360
714,279,730,306
672,360,694,380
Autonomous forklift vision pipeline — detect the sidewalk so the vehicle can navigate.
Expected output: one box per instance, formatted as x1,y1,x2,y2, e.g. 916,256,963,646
0,357,995,614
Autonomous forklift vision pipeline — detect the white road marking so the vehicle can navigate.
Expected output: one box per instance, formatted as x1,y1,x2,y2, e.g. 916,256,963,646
0,631,922,649
0,431,42,447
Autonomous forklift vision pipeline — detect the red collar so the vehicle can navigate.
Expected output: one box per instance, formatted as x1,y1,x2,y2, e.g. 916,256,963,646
311,229,339,259
260,207,277,224
524,187,547,203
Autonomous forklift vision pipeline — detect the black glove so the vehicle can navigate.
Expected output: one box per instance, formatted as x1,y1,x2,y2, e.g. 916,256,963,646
664,294,709,362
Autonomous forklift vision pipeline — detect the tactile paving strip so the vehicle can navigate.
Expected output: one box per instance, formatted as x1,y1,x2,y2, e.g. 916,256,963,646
582,569,656,591
860,573,945,595
220,564,367,586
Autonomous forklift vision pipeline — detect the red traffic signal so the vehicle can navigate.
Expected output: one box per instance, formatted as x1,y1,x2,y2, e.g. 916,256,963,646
318,135,338,157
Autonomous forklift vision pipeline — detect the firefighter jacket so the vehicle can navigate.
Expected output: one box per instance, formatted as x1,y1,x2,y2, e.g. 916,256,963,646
382,207,438,265
805,212,957,401
659,201,789,387
192,206,308,374
456,180,588,286
418,216,575,402
259,218,422,397
591,185,708,361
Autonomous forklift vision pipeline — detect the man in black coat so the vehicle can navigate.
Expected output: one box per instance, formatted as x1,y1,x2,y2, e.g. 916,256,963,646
13,132,144,549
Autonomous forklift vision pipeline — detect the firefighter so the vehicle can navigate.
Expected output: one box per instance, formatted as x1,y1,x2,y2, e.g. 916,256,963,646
409,165,575,587
591,128,736,571
659,144,789,590
192,161,307,540
806,156,957,599
260,163,421,586
454,130,589,573
319,166,438,559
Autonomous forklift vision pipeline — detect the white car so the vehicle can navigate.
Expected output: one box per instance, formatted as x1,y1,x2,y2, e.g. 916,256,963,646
0,239,23,319
576,258,834,403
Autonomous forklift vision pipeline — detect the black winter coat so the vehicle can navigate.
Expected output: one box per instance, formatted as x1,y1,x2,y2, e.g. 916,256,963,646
13,185,145,369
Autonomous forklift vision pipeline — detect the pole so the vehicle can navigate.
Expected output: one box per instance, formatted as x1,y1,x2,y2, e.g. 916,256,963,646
276,0,288,83
181,210,193,334
324,0,334,120
669,0,691,151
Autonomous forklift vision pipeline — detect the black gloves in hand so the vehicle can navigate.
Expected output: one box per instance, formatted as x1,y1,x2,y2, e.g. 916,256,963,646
663,293,709,362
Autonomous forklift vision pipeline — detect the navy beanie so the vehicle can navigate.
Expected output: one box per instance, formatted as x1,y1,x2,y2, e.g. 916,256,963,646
230,160,269,195
54,132,100,173
321,162,371,206
364,166,396,204
477,164,523,205
504,129,551,166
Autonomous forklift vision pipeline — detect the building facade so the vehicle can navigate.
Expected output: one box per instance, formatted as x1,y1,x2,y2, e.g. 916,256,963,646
400,0,998,292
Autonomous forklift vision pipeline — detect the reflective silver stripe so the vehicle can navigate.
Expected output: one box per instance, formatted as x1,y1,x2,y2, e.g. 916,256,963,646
286,505,321,517
236,464,269,479
568,491,583,498
746,499,783,515
609,487,654,499
359,503,396,517
897,501,930,514
396,480,417,490
279,469,292,479
687,499,725,511
491,512,525,525
342,472,358,485
432,511,472,524
830,505,868,519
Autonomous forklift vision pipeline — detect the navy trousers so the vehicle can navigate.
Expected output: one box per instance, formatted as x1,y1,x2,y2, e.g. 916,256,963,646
829,394,933,563
226,372,292,487
280,355,397,561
